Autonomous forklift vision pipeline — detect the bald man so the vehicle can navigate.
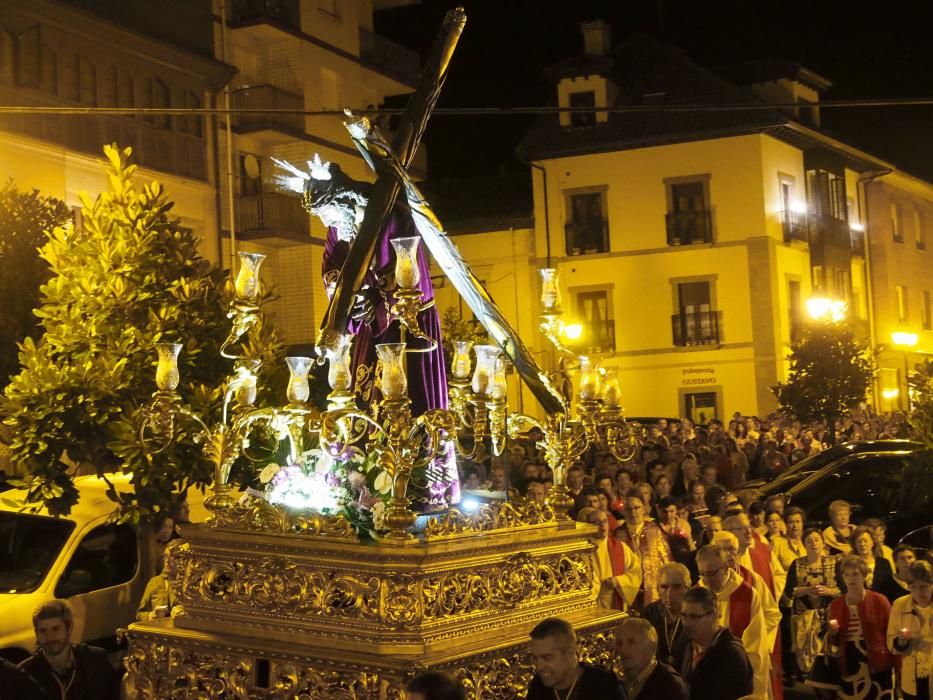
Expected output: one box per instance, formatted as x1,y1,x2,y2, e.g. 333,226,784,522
615,618,689,700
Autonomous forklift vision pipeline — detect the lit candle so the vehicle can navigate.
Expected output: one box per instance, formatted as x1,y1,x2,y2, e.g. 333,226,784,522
578,356,601,401
376,343,407,400
472,345,500,396
602,367,621,407
391,237,421,289
155,343,182,392
451,340,473,380
326,336,353,392
490,357,508,400
286,357,312,404
234,252,266,302
539,268,561,313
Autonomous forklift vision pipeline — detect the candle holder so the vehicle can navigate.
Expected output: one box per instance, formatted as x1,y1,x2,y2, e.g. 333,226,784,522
388,237,436,351
325,335,355,407
376,343,408,401
286,356,313,405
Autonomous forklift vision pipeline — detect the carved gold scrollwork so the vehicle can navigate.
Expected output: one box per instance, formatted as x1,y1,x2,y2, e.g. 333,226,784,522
207,497,358,541
422,499,556,539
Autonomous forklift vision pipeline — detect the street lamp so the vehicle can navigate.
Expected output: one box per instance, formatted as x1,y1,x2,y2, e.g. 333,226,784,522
891,331,919,411
806,296,847,323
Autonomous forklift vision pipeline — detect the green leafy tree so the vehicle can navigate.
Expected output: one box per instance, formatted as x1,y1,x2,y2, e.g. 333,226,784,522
2,146,282,519
772,322,872,444
0,182,71,387
908,358,933,449
440,305,488,370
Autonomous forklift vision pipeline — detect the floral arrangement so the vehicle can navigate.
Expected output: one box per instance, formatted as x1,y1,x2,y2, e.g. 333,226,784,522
258,445,390,533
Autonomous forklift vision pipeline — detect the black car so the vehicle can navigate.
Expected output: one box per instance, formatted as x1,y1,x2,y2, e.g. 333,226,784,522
775,449,933,545
741,439,922,495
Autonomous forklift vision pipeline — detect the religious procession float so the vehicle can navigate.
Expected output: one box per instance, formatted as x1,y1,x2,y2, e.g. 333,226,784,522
122,9,641,698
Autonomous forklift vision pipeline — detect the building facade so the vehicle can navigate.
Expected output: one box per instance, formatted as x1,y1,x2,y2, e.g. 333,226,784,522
0,0,419,351
507,25,906,422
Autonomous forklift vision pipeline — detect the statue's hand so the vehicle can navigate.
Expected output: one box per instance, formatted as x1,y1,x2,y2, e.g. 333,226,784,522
350,286,376,324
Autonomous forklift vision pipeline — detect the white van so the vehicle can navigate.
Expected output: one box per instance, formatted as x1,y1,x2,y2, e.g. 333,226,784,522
0,473,209,662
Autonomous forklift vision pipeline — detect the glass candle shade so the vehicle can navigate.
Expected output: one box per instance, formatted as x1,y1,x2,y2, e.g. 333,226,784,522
286,356,313,404
602,366,621,408
234,252,266,302
578,355,601,401
539,268,561,313
326,336,352,392
451,340,473,380
472,344,501,396
490,356,508,401
376,343,407,400
391,236,421,289
235,365,258,407
155,343,182,391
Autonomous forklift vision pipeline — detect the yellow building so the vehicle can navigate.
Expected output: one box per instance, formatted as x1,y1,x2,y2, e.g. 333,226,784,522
0,0,419,350
217,0,421,348
865,171,933,411
510,26,897,421
0,0,232,261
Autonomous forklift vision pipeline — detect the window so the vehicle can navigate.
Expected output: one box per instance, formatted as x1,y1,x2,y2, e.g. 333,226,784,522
568,91,596,128
320,68,340,111
788,279,803,342
892,202,903,243
101,67,134,111
923,290,931,331
684,391,718,425
807,170,846,221
54,523,137,598
319,0,339,16
565,191,608,255
142,77,170,129
673,281,719,346
896,284,908,323
915,210,927,250
175,89,203,137
797,98,816,125
576,290,614,353
13,25,40,87
812,265,824,291
239,154,262,196
63,54,96,105
0,513,75,594
666,180,711,245
790,456,906,523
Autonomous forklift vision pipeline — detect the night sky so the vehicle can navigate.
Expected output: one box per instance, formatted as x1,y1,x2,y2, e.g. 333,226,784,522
375,0,933,183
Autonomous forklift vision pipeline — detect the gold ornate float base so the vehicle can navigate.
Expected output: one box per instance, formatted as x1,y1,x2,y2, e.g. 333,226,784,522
123,503,625,699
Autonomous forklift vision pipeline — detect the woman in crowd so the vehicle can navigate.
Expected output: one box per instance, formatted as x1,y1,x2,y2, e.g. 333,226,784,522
888,560,933,700
653,473,673,503
671,454,699,497
863,518,896,569
785,528,841,698
655,496,694,565
636,481,655,515
748,500,768,538
765,509,785,544
883,544,918,602
823,500,855,555
827,555,895,699
850,525,895,597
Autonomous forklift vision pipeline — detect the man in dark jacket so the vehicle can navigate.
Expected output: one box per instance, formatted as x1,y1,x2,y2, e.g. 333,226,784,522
1,657,49,699
525,617,622,699
615,617,689,700
18,600,116,700
680,586,754,700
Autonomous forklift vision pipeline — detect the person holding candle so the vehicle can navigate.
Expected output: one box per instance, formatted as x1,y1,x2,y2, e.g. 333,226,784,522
784,528,841,697
887,560,933,700
827,555,895,699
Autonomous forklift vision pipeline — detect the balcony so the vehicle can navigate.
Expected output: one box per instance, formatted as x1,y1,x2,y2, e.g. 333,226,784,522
229,0,300,31
781,210,809,243
583,319,616,354
565,220,609,256
237,192,309,242
672,310,721,347
0,91,206,180
666,210,712,246
231,85,304,142
359,28,420,87
808,214,852,249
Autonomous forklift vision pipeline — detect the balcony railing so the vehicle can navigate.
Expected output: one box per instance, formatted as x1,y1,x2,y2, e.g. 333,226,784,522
672,310,722,347
359,28,420,86
666,210,713,245
565,220,609,256
781,210,809,243
229,0,300,29
238,192,308,237
583,319,616,354
808,214,852,248
231,84,304,134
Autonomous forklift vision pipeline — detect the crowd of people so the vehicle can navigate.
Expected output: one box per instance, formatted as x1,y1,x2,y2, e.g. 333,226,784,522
3,410,927,699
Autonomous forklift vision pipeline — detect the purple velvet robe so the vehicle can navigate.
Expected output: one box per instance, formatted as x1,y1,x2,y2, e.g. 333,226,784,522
322,209,447,414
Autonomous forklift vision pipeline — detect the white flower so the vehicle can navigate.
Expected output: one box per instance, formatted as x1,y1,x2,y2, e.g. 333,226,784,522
372,501,386,530
373,470,393,495
314,450,335,474
259,463,281,484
